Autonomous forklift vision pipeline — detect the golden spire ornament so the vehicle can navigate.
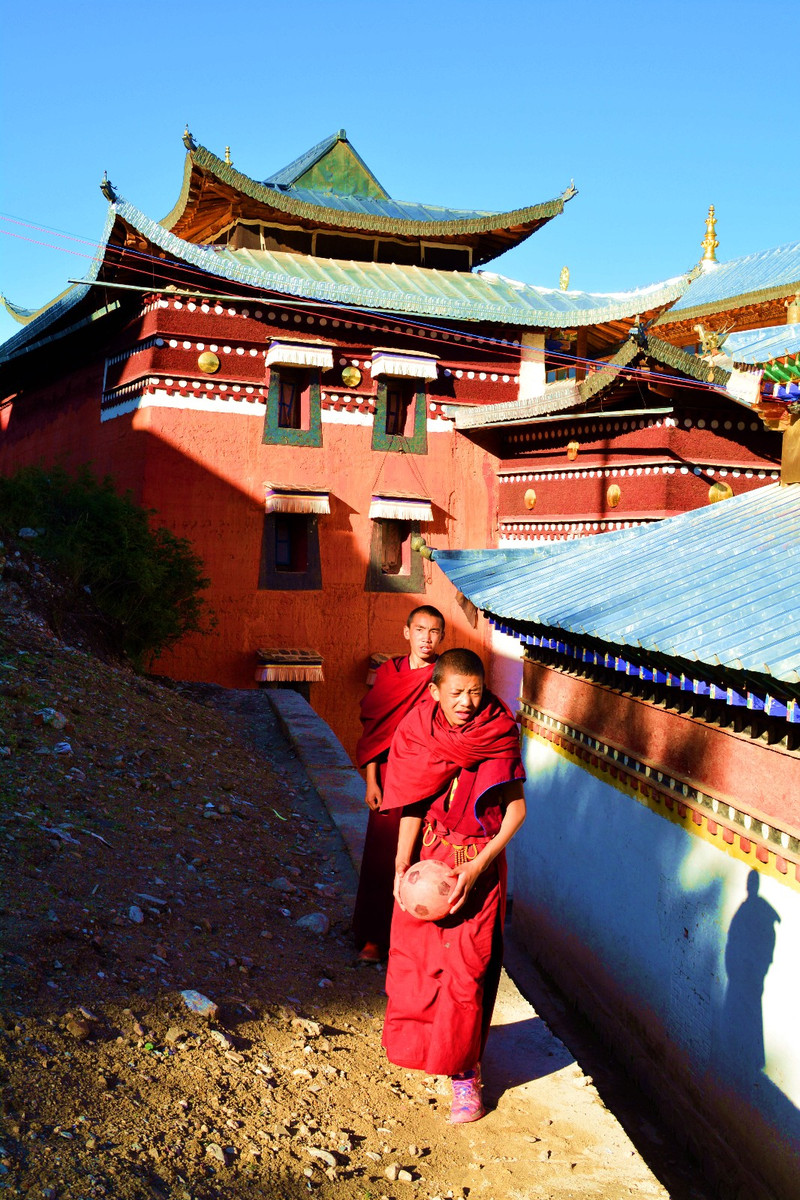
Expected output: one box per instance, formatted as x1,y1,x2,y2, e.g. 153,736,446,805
225,146,233,166
559,265,570,291
701,204,719,265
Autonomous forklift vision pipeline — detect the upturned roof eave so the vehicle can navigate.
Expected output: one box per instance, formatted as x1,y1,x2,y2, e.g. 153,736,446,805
654,278,800,328
159,144,572,244
0,205,119,365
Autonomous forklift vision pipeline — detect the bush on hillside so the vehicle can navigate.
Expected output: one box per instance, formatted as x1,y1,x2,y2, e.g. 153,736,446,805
0,464,213,669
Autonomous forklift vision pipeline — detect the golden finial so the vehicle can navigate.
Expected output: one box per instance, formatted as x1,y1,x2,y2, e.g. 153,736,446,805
701,204,718,264
559,265,570,291
224,146,232,166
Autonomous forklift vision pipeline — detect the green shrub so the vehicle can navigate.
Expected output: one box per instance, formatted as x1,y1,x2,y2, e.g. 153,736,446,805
0,464,213,669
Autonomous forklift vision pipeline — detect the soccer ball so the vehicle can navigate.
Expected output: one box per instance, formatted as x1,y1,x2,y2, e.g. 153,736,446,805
399,859,456,921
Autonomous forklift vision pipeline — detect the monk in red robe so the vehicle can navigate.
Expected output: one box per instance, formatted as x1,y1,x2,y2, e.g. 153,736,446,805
379,647,526,1122
352,605,445,962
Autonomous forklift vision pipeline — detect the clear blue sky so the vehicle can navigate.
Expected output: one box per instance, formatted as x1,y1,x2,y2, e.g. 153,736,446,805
1,0,796,345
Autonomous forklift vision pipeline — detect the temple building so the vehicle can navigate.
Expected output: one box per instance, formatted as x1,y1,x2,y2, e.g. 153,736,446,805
0,128,682,753
1,130,796,756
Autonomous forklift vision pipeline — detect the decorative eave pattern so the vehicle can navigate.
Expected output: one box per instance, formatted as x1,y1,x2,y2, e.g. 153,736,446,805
161,145,572,241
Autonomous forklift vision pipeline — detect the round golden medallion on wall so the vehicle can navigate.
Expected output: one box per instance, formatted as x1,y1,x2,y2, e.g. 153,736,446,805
709,481,733,503
606,483,621,508
197,351,221,374
524,488,537,510
341,365,362,388
567,440,579,461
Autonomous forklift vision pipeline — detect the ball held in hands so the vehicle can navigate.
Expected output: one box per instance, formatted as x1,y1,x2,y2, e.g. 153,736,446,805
398,859,456,921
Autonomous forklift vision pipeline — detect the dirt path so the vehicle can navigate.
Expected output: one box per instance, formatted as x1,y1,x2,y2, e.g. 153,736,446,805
0,575,711,1198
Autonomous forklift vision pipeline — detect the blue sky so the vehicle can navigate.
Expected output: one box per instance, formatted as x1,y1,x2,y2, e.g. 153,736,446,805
1,0,796,345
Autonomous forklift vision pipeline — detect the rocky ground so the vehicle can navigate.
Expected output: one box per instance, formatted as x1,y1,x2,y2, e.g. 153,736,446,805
0,545,709,1200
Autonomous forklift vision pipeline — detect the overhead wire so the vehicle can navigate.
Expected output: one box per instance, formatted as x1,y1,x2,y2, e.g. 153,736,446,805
0,214,737,399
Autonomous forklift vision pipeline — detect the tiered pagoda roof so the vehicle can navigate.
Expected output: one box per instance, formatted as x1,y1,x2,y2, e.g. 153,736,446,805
0,193,693,368
162,129,577,268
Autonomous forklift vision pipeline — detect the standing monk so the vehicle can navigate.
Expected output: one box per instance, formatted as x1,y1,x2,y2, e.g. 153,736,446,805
379,648,526,1122
352,606,446,963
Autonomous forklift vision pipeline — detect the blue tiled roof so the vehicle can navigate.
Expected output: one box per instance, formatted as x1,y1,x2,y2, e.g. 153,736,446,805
725,323,800,364
665,242,800,315
431,483,799,683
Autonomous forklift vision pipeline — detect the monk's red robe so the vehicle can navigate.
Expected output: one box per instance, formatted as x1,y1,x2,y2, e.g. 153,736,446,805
380,692,525,1076
352,656,436,952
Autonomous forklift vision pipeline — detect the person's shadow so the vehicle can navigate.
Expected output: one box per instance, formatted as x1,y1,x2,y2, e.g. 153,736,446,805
719,869,780,1086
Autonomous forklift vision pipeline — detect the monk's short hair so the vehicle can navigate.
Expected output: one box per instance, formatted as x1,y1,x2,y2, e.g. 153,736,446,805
432,648,484,686
406,604,445,631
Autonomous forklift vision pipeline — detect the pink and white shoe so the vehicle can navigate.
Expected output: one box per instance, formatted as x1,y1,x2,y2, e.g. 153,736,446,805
449,1064,484,1123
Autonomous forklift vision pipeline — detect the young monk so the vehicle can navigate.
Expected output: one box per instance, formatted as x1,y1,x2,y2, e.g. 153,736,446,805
352,605,446,963
379,648,526,1122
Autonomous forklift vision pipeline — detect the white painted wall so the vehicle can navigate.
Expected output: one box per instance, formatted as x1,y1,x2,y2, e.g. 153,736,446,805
511,734,800,1195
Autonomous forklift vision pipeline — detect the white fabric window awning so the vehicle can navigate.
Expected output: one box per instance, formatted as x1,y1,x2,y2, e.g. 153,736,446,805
265,485,330,515
371,348,438,381
266,340,334,371
255,648,324,683
368,493,434,523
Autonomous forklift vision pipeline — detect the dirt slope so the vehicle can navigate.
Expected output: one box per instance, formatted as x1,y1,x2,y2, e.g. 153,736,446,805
0,547,701,1200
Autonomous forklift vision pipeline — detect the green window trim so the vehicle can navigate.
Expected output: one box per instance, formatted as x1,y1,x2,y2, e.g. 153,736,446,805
371,380,428,454
263,366,323,447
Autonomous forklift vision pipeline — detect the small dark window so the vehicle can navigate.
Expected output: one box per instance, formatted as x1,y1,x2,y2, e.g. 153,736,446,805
260,514,321,590
385,380,414,436
366,519,424,592
264,367,322,447
379,520,410,575
277,370,308,429
274,515,309,572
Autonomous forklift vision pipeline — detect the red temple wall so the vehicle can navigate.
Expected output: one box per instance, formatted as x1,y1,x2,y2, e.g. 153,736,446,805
1,303,503,760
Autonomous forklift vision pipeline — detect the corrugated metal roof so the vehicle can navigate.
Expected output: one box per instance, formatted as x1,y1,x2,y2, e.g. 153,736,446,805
725,323,800,364
0,202,692,362
432,484,800,683
664,241,800,315
210,243,689,328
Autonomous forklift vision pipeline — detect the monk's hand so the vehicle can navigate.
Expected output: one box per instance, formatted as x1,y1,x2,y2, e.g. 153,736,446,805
364,781,383,812
394,860,411,909
447,860,482,913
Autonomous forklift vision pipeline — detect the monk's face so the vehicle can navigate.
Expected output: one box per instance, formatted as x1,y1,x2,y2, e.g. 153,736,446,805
404,615,445,664
430,671,484,727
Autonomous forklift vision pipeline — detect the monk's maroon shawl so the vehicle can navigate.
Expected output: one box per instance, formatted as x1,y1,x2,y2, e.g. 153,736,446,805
380,691,524,823
355,656,435,769
381,692,525,1076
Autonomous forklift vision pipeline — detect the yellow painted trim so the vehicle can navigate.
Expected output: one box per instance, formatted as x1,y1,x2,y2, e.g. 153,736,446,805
521,723,800,894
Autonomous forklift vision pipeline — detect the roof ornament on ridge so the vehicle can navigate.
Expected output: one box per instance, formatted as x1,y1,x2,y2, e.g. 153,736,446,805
183,125,197,152
100,172,117,203
700,204,719,270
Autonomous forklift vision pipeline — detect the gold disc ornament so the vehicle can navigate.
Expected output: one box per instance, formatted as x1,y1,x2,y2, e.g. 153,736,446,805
197,351,221,374
709,481,733,503
341,365,362,388
524,488,537,510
